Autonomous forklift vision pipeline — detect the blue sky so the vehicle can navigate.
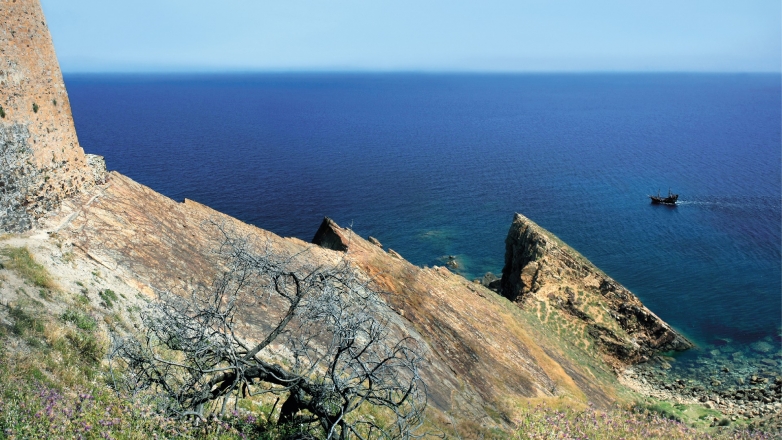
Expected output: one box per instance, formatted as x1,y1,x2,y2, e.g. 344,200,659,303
41,0,781,73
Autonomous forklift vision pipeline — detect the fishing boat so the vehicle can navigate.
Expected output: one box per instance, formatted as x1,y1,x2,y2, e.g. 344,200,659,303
649,189,678,205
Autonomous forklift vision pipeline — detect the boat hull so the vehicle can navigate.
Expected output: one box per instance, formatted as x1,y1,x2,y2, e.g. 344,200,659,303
649,194,678,205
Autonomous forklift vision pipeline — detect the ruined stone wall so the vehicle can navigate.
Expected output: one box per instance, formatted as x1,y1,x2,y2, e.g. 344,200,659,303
0,0,99,232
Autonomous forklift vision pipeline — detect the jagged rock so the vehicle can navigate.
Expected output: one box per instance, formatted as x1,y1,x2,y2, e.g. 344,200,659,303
482,272,499,285
388,249,403,259
481,272,502,292
86,154,107,184
312,217,349,252
499,213,692,364
368,236,382,247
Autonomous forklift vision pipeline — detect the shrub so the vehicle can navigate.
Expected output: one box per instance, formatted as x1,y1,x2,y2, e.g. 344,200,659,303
98,289,117,308
62,309,97,332
103,289,117,301
0,105,5,118
32,103,39,113
65,331,104,363
9,305,44,336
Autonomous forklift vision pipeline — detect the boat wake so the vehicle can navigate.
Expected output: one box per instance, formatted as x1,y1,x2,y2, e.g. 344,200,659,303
674,198,780,210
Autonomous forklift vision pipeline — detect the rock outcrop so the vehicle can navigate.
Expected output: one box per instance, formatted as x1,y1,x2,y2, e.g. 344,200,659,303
311,217,349,252
500,213,693,365
0,0,100,232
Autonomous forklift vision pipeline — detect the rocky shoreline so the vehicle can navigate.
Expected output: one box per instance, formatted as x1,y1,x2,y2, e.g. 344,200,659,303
621,351,782,430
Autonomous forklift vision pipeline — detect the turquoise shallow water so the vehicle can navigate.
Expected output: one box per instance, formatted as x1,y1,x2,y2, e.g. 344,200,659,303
65,73,781,376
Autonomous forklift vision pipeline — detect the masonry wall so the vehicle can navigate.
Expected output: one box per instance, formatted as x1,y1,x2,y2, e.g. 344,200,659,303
0,0,98,232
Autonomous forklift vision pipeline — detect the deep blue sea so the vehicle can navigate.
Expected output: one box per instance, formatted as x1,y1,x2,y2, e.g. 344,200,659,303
65,73,781,371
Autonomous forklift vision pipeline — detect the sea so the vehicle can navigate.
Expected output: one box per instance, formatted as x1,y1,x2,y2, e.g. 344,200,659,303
65,73,781,381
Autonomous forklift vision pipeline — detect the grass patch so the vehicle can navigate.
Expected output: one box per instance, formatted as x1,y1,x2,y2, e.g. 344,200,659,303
9,305,45,336
0,329,262,439
0,246,55,288
510,401,769,439
0,333,286,439
62,309,97,332
635,399,724,429
76,292,90,305
65,330,105,363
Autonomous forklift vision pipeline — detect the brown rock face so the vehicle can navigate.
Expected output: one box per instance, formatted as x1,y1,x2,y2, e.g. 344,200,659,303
500,213,693,364
0,0,97,232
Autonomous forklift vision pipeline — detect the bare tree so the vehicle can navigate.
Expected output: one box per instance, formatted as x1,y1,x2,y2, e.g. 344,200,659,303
110,223,427,439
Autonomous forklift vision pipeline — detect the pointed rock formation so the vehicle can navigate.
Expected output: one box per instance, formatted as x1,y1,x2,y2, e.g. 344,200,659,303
500,213,692,364
312,217,349,251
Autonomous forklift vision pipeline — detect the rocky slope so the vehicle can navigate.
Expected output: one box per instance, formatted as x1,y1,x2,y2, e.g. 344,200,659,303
45,173,630,424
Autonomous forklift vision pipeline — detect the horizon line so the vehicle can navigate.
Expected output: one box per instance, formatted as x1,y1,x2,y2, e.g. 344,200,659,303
61,69,782,75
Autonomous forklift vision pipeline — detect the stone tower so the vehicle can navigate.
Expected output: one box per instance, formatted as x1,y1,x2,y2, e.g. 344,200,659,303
0,0,103,232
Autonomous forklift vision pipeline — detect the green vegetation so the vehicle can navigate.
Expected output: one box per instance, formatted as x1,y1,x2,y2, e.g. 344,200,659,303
0,304,327,439
64,329,104,362
62,308,97,332
32,103,39,113
0,105,5,118
0,246,55,289
52,98,57,106
98,289,118,309
1,295,776,439
9,305,44,336
635,400,730,428
510,402,770,440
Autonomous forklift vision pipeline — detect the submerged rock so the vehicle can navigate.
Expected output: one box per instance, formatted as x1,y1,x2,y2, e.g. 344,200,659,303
751,341,774,354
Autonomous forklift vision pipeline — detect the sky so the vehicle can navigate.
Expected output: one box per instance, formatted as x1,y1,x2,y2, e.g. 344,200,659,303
41,0,782,73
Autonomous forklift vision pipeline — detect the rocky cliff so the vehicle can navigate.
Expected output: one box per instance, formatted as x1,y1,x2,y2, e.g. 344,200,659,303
500,213,692,365
46,174,627,424
0,0,102,232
